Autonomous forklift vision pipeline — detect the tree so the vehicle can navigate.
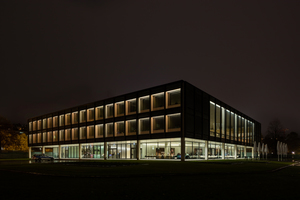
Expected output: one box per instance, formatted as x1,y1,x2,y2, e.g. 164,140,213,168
0,116,13,151
263,119,287,155
285,132,300,154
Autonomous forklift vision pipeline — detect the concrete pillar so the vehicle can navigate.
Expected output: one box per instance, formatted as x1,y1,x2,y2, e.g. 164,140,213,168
42,146,45,154
58,145,61,159
29,147,31,158
79,143,82,160
251,147,254,159
136,140,140,160
181,137,185,162
234,145,237,159
221,143,225,159
205,141,208,160
104,142,107,160
244,146,247,158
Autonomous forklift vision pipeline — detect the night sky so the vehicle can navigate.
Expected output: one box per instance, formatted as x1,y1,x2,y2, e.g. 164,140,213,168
1,0,300,135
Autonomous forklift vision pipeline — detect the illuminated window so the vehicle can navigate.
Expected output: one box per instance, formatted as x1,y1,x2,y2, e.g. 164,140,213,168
216,105,221,138
32,134,36,143
95,106,103,120
87,108,94,122
126,99,136,115
106,104,113,118
80,127,87,139
28,134,32,144
95,124,103,138
37,120,41,130
139,96,149,113
47,131,53,142
59,115,64,126
65,113,71,125
43,119,47,129
115,101,125,117
166,113,181,132
210,102,215,137
37,132,41,143
59,130,64,141
115,121,124,136
151,116,164,133
80,110,86,123
87,125,94,139
65,129,71,141
47,117,52,128
166,89,181,108
53,116,58,128
151,93,164,111
33,121,36,131
139,118,149,134
43,132,47,143
72,112,78,124
105,123,114,137
72,128,78,140
221,107,225,139
126,120,136,136
29,122,32,131
53,130,58,142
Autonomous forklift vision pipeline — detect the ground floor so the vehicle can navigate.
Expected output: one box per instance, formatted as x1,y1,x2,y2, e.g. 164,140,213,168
29,138,254,160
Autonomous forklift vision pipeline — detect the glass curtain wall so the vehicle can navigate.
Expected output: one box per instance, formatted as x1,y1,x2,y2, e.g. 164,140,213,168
81,143,104,159
61,145,79,158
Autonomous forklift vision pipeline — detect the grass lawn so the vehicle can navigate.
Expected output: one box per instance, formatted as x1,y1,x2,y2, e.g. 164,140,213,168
0,159,299,199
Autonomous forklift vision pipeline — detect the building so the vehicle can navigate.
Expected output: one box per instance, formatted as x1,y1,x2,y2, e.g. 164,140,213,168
27,80,261,161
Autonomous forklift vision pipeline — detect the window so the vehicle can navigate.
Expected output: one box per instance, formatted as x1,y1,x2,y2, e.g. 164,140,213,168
29,122,32,131
80,110,86,123
43,132,47,143
37,133,41,143
166,89,181,108
59,130,64,141
126,99,136,115
105,123,113,137
87,125,94,139
59,115,65,126
151,92,164,111
53,116,58,127
115,121,124,136
151,116,164,133
72,128,78,140
43,119,47,129
87,108,94,122
33,121,36,131
216,105,221,138
37,120,41,130
166,113,181,132
80,127,87,139
221,107,225,139
47,117,52,128
226,110,230,140
28,134,32,144
65,113,71,125
231,112,235,141
106,104,113,118
210,102,215,137
139,118,150,134
65,129,71,141
139,96,149,113
53,130,58,142
126,120,136,136
72,112,78,124
115,101,124,117
95,106,103,120
95,124,103,138
32,134,36,143
47,131,52,142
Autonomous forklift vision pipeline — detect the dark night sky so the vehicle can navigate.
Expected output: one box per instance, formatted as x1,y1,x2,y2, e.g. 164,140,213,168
1,0,300,135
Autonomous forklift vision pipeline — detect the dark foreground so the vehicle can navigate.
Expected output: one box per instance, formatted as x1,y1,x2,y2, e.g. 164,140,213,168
0,159,299,199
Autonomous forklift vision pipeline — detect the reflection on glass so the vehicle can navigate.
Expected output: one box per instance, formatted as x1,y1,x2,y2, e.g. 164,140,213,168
152,116,164,133
151,93,164,111
139,118,149,134
139,96,149,113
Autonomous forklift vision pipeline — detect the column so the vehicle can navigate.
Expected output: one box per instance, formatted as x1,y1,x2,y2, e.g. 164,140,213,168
79,143,82,159
205,141,208,160
181,137,185,162
29,147,31,158
58,145,61,159
221,143,225,160
136,140,140,160
244,146,247,158
234,145,237,159
42,146,45,154
251,147,254,159
104,141,107,160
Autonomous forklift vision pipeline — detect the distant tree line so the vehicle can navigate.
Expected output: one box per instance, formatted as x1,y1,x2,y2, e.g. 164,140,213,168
263,119,300,155
0,115,28,151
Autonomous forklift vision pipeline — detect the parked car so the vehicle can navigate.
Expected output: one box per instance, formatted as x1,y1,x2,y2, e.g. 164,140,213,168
173,154,190,159
32,154,54,162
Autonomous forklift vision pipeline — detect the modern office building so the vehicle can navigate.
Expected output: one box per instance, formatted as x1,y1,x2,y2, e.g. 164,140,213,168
27,80,261,161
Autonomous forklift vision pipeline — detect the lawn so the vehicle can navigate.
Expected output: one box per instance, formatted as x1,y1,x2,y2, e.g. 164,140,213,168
0,159,299,199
